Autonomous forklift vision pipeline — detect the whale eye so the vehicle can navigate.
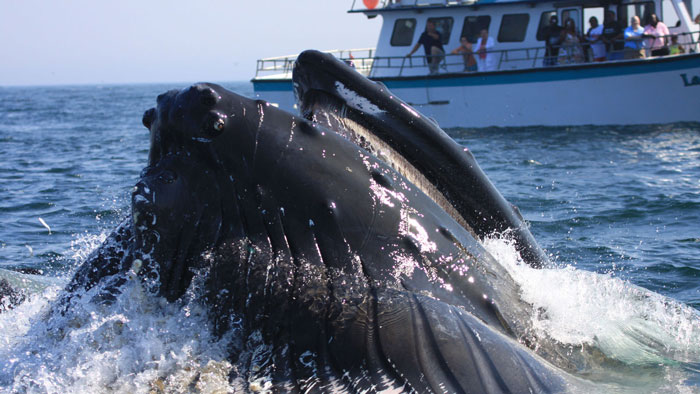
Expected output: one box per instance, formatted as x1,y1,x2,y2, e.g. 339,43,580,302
157,170,177,184
202,111,227,138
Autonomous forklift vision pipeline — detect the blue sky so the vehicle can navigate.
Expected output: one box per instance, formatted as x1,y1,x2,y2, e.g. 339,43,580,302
0,1,381,86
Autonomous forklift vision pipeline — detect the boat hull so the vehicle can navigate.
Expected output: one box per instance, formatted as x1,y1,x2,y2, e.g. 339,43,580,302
252,54,700,128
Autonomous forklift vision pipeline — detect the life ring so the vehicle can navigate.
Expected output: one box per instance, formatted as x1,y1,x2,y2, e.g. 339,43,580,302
363,0,379,9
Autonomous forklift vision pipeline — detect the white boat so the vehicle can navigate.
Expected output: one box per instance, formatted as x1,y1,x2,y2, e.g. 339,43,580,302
252,0,700,127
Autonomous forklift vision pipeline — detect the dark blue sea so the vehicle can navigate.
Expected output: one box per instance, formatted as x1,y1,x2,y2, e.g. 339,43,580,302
0,83,698,392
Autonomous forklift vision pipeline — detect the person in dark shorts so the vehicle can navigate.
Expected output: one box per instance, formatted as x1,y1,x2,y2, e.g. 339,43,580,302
543,15,563,66
407,20,445,75
602,10,624,60
644,14,671,57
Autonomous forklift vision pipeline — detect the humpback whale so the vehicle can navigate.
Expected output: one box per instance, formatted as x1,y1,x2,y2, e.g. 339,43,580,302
58,61,576,391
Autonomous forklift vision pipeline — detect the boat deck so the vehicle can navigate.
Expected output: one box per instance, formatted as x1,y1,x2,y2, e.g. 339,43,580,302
253,34,700,80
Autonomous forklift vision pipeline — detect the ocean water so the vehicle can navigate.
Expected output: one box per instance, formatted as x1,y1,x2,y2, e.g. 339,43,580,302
0,83,699,392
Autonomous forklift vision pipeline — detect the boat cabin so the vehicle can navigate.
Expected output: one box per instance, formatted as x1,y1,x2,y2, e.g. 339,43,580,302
255,0,699,79
346,0,699,77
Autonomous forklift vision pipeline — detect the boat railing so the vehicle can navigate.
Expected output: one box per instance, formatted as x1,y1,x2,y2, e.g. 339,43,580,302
254,48,376,79
350,0,476,11
253,33,699,80
371,32,699,77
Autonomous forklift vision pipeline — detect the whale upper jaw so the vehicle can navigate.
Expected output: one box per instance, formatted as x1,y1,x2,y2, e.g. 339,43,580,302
292,49,550,268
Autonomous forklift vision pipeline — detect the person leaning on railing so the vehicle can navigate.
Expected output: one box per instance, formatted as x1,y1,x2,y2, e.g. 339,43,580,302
559,18,584,64
406,20,445,75
542,15,563,66
644,14,670,56
669,34,686,55
602,10,624,60
585,16,607,62
451,36,477,72
623,16,646,59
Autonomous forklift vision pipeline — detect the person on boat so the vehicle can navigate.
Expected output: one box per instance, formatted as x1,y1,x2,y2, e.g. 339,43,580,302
451,36,477,72
543,15,563,66
586,16,606,62
623,16,646,59
602,10,624,60
407,20,445,75
644,14,671,57
559,18,584,64
669,34,686,55
473,29,496,71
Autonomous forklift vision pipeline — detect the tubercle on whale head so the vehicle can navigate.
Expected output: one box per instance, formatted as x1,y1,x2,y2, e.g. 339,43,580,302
141,83,259,167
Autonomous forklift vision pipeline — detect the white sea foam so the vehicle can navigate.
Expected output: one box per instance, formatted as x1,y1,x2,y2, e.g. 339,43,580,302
0,268,239,393
482,235,700,389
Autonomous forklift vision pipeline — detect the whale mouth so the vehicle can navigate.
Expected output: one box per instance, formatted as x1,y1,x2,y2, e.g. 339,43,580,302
129,153,222,301
131,185,202,302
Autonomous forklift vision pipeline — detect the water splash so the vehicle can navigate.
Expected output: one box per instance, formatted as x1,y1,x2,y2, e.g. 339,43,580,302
0,268,239,393
2,229,699,392
482,235,700,390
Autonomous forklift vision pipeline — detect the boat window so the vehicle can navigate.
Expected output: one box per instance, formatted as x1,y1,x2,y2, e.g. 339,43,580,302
391,18,417,46
662,0,681,27
427,17,454,44
561,9,581,33
619,2,655,28
461,15,491,43
537,11,557,41
498,14,530,42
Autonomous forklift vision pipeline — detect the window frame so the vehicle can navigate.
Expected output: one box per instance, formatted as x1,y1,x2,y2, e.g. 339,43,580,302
427,17,455,45
390,18,418,46
460,15,492,44
618,1,656,28
498,13,531,42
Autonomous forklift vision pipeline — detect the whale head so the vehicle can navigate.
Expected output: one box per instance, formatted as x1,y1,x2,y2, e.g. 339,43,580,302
64,71,570,391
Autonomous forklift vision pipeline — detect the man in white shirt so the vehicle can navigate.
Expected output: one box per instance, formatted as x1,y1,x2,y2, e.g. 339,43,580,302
473,29,496,71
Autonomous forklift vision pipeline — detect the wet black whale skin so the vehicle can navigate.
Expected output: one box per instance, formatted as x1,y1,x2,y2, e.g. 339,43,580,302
62,81,565,392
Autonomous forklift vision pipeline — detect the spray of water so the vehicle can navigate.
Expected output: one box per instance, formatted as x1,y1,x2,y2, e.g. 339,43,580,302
0,237,241,393
483,235,700,391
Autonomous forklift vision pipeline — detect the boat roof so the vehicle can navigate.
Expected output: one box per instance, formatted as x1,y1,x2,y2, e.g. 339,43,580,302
349,0,628,13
